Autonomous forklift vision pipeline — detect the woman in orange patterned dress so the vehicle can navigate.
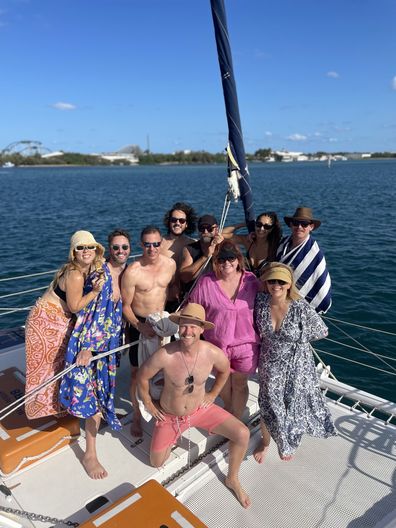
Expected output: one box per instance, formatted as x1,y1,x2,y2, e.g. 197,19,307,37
25,231,105,419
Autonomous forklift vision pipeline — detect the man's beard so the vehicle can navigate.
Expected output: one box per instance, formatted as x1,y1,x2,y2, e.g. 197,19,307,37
201,235,213,244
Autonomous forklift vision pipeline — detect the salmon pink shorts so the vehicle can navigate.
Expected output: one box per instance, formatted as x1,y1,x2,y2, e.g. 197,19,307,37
151,404,231,453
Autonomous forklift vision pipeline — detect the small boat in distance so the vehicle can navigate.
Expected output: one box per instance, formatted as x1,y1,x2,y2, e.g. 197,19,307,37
1,162,15,168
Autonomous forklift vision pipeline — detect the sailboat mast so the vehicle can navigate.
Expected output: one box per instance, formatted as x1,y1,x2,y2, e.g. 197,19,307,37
210,0,255,232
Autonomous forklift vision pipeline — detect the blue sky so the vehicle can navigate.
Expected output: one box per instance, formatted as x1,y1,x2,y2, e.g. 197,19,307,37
1,0,395,154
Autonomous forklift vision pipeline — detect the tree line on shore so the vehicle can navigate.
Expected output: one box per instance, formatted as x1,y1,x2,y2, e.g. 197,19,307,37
1,149,395,167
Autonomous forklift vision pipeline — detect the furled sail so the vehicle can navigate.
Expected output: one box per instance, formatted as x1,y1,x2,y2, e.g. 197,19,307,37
210,0,255,232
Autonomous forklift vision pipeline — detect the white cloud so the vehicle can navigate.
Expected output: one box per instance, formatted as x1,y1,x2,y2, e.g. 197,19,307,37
287,133,307,141
51,102,77,111
391,76,396,90
326,71,340,79
264,131,272,137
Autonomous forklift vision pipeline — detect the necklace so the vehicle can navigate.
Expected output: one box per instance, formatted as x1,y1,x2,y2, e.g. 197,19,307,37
180,349,199,393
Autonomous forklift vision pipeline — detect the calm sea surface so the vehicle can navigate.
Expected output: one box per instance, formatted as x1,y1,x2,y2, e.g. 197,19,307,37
0,160,395,402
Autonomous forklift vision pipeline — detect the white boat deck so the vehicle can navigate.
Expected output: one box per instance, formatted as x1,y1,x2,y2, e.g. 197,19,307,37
0,351,395,527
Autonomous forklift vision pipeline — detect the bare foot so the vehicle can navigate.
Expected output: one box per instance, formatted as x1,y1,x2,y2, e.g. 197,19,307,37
225,477,251,509
130,413,143,438
253,439,270,464
82,455,108,479
280,454,294,462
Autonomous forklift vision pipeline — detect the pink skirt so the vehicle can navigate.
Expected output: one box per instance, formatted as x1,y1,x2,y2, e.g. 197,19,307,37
25,298,74,419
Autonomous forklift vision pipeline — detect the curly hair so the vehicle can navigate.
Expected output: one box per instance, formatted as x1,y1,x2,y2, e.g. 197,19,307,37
212,240,245,278
163,202,198,235
255,211,283,261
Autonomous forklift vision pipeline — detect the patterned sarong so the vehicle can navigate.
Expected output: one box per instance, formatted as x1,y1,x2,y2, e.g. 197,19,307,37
59,263,122,430
25,298,74,419
276,235,332,314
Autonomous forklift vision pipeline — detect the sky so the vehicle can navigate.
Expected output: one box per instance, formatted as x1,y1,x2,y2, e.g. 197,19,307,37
0,0,395,154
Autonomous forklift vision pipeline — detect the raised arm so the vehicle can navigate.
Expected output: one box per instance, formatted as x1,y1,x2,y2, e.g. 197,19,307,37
179,246,209,284
65,269,103,314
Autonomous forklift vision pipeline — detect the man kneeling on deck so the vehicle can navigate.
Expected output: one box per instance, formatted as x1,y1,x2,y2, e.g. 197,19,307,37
137,303,251,508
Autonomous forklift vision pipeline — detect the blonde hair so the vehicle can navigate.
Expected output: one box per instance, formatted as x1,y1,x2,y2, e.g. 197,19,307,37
50,244,104,290
260,262,301,301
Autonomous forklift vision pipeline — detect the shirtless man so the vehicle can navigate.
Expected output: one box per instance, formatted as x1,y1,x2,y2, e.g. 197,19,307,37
137,303,251,509
160,202,197,312
122,225,176,437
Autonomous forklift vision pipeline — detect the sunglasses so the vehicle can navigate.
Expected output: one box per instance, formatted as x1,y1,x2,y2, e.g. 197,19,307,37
111,244,129,251
256,222,273,230
170,217,186,224
185,375,194,393
199,225,216,233
291,220,312,228
267,279,287,285
217,256,237,264
142,241,161,248
75,245,96,251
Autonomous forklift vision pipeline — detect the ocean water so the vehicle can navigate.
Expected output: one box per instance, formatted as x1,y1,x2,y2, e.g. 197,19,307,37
0,160,395,402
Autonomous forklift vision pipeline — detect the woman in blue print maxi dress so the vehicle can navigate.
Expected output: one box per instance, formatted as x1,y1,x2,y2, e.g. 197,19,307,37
59,262,122,478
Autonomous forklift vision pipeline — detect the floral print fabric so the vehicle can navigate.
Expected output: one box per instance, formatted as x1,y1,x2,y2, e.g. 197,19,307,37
59,263,122,430
254,293,336,457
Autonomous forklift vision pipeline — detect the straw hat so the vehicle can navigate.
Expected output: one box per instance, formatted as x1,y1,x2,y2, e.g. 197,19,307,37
261,263,293,284
169,303,215,330
284,207,321,230
69,230,105,259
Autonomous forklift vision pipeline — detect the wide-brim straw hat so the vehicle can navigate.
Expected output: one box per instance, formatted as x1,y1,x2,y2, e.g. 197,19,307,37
169,303,215,330
284,206,321,230
69,230,105,259
261,264,293,284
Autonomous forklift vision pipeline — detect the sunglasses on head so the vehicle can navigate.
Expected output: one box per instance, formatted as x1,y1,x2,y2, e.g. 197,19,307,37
185,375,194,393
291,220,312,228
143,241,161,248
217,256,237,264
75,245,96,251
170,216,186,224
199,225,215,233
256,221,273,230
267,279,287,285
111,244,129,251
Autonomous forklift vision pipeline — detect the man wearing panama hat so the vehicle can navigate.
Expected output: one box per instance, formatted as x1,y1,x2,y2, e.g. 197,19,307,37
137,303,251,509
276,206,332,313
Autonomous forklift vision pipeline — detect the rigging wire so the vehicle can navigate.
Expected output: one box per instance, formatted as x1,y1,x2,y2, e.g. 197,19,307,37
325,318,396,374
314,347,396,377
324,337,396,362
323,315,396,336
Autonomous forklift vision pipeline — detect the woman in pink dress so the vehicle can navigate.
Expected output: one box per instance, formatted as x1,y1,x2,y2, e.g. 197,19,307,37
189,240,260,419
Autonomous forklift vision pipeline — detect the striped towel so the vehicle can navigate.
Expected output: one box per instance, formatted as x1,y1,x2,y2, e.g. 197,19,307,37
276,235,332,313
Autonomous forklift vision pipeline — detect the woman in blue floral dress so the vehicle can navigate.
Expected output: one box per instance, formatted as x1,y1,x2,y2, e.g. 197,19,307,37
254,262,336,462
59,238,122,480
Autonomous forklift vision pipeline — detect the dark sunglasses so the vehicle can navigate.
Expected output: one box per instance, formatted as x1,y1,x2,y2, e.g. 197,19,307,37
291,220,312,228
185,375,194,393
256,221,273,230
75,245,96,251
267,279,287,285
111,244,129,251
170,217,186,224
199,225,216,233
143,241,161,248
217,256,237,264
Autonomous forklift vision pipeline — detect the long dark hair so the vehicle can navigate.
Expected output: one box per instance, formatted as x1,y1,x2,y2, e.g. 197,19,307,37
256,211,282,261
163,202,198,235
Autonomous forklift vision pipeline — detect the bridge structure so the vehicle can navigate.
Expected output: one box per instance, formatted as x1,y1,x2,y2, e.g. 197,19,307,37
1,140,52,156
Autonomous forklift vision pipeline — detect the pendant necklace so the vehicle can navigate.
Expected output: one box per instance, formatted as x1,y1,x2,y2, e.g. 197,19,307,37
180,350,199,393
